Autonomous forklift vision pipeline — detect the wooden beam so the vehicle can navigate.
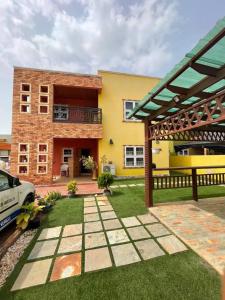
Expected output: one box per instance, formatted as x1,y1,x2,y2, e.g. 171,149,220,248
167,85,212,99
144,120,153,207
148,65,225,121
191,62,218,77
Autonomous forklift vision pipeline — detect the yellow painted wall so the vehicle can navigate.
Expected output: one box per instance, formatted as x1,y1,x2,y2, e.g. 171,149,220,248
170,155,225,174
98,70,170,176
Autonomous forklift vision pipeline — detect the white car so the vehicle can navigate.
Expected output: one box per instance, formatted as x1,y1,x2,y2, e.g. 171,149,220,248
0,169,35,231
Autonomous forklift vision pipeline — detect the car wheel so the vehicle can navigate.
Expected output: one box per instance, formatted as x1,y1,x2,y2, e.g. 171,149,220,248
23,193,35,205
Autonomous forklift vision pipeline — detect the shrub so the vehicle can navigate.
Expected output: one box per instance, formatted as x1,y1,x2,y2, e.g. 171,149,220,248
16,202,44,230
98,172,114,190
44,191,62,202
67,180,78,195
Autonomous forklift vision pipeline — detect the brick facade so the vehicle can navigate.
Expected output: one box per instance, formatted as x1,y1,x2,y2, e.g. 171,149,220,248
11,67,103,185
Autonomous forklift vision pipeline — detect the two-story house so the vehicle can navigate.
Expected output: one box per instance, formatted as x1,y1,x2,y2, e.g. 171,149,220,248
10,67,170,185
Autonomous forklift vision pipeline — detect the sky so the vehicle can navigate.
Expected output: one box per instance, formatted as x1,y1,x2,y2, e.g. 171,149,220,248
0,0,225,134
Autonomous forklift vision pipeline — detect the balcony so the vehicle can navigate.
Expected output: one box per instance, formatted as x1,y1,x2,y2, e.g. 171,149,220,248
53,105,102,124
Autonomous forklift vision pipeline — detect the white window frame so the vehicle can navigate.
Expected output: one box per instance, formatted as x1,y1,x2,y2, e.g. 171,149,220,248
123,100,140,122
39,84,49,94
19,143,29,153
18,165,29,175
38,143,48,153
177,149,189,156
38,104,49,114
63,148,73,163
124,146,144,168
37,164,48,174
21,83,31,92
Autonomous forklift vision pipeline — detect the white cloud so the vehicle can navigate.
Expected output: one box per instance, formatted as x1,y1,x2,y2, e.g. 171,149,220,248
0,0,179,133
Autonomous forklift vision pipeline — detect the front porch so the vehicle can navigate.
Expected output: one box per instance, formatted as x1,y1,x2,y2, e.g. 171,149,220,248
52,137,98,182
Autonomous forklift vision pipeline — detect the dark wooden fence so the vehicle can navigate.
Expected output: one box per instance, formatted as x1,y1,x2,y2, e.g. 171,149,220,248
153,166,225,201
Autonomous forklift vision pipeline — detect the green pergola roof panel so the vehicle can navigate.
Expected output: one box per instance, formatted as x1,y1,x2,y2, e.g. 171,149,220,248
129,17,225,121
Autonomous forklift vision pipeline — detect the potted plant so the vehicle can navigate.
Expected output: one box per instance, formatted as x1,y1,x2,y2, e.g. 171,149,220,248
16,202,44,230
80,156,98,180
67,180,78,198
97,172,114,195
38,191,60,213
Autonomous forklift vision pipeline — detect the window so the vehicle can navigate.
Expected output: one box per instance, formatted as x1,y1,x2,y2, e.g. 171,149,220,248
39,105,49,114
21,83,31,92
39,85,49,94
19,144,29,153
0,172,10,191
37,165,47,174
38,154,47,163
20,104,31,113
20,94,31,103
54,105,69,120
38,144,48,153
18,165,28,175
124,100,140,121
39,95,49,104
63,148,73,163
177,149,189,156
39,85,49,114
19,154,29,163
125,146,144,167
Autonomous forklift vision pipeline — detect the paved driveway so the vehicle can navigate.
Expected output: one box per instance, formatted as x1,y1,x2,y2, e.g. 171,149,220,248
150,197,225,274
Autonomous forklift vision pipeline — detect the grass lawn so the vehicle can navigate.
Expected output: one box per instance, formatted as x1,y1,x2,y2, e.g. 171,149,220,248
110,178,225,217
0,197,221,300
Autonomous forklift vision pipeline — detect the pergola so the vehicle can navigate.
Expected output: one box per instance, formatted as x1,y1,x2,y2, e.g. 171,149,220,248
129,17,225,207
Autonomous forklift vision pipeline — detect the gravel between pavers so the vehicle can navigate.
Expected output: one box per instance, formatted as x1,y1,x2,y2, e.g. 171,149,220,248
0,229,37,288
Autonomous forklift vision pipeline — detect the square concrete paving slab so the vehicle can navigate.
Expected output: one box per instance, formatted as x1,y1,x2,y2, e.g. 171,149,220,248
58,235,82,254
84,197,95,202
84,206,98,214
127,226,150,241
101,211,117,220
128,184,136,187
84,201,96,208
157,235,188,254
85,247,112,272
99,205,113,212
97,200,110,206
121,217,141,227
50,253,81,281
106,229,130,245
85,221,103,233
103,219,122,230
146,223,171,237
96,196,108,201
137,183,144,186
11,259,52,291
111,243,141,266
111,185,119,188
135,239,165,260
137,214,158,225
85,232,107,249
84,213,100,222
62,224,82,237
119,185,127,188
38,226,62,240
28,239,58,260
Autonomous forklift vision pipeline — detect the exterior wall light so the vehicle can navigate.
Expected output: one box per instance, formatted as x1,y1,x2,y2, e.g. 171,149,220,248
152,148,162,154
173,95,180,103
109,139,114,145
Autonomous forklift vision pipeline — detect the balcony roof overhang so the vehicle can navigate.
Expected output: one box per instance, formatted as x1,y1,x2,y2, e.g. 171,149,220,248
128,17,225,140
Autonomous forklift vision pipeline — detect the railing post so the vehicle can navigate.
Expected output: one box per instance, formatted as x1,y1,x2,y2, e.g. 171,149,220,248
144,120,153,207
192,168,198,201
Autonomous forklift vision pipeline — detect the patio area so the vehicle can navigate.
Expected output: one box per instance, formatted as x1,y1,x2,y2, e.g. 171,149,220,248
150,197,225,274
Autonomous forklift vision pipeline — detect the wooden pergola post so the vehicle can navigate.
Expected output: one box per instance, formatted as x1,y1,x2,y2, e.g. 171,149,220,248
144,120,153,207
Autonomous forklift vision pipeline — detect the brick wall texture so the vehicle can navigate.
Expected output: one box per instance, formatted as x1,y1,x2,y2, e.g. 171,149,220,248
11,67,103,185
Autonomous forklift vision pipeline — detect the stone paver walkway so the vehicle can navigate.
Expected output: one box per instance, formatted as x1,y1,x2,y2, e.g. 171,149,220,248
150,197,225,274
11,195,188,291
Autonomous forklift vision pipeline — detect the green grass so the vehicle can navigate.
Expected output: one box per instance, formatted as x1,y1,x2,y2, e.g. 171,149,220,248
0,194,221,300
110,179,225,217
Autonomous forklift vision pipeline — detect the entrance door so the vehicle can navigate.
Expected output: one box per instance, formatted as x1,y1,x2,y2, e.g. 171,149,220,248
80,149,91,175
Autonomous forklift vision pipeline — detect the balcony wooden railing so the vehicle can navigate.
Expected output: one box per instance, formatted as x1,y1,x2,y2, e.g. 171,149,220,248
152,166,225,201
53,105,102,124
